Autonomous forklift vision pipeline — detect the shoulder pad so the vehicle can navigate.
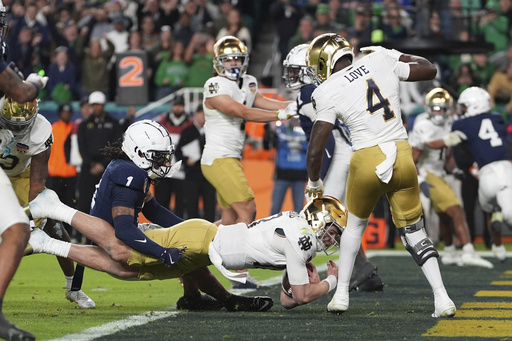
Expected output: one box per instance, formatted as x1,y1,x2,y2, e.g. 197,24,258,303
108,159,149,192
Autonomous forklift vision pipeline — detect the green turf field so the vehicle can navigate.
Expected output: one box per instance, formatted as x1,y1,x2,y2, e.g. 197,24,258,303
5,248,512,341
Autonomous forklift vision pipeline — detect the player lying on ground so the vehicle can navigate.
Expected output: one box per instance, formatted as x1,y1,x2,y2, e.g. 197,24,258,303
26,190,349,309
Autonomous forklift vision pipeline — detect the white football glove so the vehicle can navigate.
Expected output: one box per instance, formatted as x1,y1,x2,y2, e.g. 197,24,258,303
0,129,14,153
276,101,297,120
305,178,324,202
360,46,402,60
26,73,49,89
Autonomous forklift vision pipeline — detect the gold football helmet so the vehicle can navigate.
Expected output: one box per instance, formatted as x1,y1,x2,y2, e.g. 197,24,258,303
425,87,452,125
306,33,354,84
0,97,38,137
213,35,249,80
300,195,348,255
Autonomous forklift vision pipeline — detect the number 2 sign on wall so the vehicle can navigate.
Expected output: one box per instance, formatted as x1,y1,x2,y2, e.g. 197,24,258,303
116,52,149,106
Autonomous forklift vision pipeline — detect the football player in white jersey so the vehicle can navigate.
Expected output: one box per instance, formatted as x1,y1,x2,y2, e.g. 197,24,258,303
409,88,493,268
283,44,383,292
304,34,456,318
425,86,511,262
26,188,346,309
201,35,295,289
201,35,295,226
0,1,48,337
0,98,95,309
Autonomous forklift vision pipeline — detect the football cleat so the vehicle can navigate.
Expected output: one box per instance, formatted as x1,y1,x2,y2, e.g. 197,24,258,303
327,288,349,314
0,313,35,341
441,245,462,266
66,290,96,309
460,252,494,269
492,244,507,262
224,294,273,312
176,294,223,311
432,292,456,318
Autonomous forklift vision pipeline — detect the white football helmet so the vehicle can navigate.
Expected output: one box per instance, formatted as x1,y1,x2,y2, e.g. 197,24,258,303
306,33,354,85
0,97,38,137
0,1,7,37
300,196,347,255
121,120,174,179
425,87,452,126
457,86,491,117
282,44,311,89
213,35,249,81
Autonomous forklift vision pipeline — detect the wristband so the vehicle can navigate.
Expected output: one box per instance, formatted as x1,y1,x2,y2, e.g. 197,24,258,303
28,81,41,99
322,275,337,292
308,179,322,188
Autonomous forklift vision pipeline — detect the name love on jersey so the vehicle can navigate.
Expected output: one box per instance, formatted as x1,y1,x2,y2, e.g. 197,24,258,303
344,65,370,83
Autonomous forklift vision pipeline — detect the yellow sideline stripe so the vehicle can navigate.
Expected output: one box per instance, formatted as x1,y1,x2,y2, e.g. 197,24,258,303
461,302,512,309
454,309,512,318
491,281,512,285
474,290,512,297
423,320,512,337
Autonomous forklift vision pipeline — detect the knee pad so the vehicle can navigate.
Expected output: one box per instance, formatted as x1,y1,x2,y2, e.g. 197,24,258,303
398,217,439,266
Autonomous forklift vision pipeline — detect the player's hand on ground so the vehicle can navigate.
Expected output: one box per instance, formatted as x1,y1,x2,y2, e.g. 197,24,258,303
159,247,184,267
305,179,324,201
326,260,338,278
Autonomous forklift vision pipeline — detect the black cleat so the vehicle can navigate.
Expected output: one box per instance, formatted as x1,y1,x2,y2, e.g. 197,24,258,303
224,294,273,312
0,314,35,341
176,294,223,311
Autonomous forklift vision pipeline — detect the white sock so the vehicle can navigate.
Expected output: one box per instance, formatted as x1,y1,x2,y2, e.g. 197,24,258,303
54,204,77,226
462,243,475,254
65,275,73,290
421,257,445,292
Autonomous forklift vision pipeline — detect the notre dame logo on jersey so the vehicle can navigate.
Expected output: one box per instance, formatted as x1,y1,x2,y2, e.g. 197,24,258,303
311,96,316,110
208,82,219,94
298,235,312,251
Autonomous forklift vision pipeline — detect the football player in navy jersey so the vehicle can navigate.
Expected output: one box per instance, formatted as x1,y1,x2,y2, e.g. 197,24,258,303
428,87,512,260
426,87,511,261
26,120,274,312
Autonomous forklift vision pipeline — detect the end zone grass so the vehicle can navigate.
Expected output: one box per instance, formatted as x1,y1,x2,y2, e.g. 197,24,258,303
7,246,512,340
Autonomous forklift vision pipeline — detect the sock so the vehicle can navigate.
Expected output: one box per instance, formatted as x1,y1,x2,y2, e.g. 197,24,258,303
65,275,73,291
421,257,445,292
54,205,77,226
462,243,475,254
42,238,71,258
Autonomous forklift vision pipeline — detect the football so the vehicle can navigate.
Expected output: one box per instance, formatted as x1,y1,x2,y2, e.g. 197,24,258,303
281,270,293,298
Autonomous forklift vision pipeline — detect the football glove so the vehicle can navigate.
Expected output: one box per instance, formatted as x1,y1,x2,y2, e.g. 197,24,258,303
360,46,402,60
276,101,297,120
0,129,14,155
305,179,324,202
452,168,465,181
26,72,49,89
159,247,185,267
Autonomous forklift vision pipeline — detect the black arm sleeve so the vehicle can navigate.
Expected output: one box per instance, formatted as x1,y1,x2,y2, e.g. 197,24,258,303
142,196,184,227
113,214,166,258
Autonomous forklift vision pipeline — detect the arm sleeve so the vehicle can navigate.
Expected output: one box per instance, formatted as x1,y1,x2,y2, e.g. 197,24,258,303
142,196,184,227
283,242,310,286
113,214,166,258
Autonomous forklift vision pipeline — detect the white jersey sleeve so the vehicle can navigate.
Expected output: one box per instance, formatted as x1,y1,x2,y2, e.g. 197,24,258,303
312,51,410,150
1,114,53,177
201,74,259,165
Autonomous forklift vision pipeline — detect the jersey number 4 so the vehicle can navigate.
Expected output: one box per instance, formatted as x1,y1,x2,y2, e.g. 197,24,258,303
366,79,396,122
478,118,502,147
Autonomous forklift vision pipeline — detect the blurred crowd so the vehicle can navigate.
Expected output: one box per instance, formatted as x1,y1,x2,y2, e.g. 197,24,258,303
6,0,512,120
